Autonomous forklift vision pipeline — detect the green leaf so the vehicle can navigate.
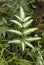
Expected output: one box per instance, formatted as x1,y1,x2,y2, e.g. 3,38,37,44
23,17,31,22
22,41,25,51
19,58,32,65
7,55,18,62
2,17,7,24
26,37,41,42
20,7,25,19
10,20,22,27
15,15,22,21
0,26,9,36
8,39,21,44
25,41,34,48
24,28,38,35
23,19,33,28
7,29,22,36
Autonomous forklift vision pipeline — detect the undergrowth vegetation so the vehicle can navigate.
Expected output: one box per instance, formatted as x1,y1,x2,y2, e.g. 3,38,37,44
0,0,44,65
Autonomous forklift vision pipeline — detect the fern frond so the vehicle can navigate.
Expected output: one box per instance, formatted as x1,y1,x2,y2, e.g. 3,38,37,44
7,30,22,36
24,28,38,35
26,37,41,42
23,19,33,28
15,15,22,21
10,20,22,28
8,39,21,44
25,41,34,48
23,17,31,22
20,7,25,19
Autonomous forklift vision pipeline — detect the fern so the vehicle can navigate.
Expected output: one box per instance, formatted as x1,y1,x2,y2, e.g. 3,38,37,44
7,7,41,51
